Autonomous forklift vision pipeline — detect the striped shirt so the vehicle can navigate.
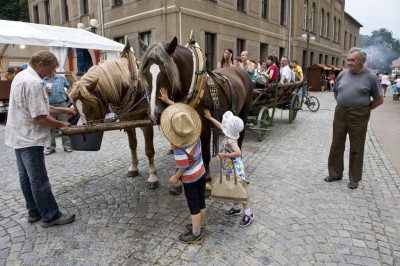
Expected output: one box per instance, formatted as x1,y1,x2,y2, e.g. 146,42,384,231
173,139,205,183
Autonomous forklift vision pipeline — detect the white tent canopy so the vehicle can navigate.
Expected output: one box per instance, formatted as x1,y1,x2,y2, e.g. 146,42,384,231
0,19,124,72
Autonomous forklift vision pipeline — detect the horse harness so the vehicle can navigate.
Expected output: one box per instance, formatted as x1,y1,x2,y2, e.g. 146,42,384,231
184,41,238,115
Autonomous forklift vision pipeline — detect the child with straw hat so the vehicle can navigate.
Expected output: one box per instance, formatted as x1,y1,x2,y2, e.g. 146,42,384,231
160,103,206,244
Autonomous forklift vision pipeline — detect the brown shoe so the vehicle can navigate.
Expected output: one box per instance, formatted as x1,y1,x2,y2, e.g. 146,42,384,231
348,181,358,190
324,176,342,182
41,213,75,228
44,149,55,155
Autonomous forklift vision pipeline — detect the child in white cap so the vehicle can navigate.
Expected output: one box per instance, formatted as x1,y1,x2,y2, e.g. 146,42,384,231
204,110,254,227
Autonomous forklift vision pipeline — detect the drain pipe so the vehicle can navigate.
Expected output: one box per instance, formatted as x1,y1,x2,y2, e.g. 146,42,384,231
288,0,292,59
179,7,182,44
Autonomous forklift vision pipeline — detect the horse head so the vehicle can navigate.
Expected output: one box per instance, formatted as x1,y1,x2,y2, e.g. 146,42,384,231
139,37,193,124
68,74,109,125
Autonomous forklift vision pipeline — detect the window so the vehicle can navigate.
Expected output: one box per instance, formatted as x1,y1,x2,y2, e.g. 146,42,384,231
261,0,268,19
236,39,245,59
344,31,347,49
114,36,124,44
140,31,152,46
260,43,269,61
354,37,357,47
113,0,123,7
320,9,324,36
333,17,337,42
310,52,314,66
338,20,341,42
325,12,330,38
237,0,245,12
311,3,315,32
82,0,89,15
280,0,286,25
302,49,307,70
279,47,285,63
44,1,51,25
303,1,308,30
331,57,335,65
205,33,215,70
324,55,328,64
62,0,69,22
33,5,39,23
349,33,352,49
319,54,323,64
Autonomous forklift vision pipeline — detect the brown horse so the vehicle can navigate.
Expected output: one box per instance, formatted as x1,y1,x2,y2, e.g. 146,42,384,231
68,45,160,188
139,36,253,188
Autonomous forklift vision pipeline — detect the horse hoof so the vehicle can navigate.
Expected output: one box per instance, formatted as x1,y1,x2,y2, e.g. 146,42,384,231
169,186,183,195
127,170,139,177
146,180,159,189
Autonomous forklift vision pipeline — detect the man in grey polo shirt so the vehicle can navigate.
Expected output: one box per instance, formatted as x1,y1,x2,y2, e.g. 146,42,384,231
324,47,383,190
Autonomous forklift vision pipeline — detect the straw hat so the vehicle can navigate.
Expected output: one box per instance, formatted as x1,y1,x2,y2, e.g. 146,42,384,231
160,103,202,147
221,111,244,140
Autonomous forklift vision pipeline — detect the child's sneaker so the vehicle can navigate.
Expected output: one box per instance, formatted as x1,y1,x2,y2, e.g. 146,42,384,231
239,213,254,227
178,231,203,244
185,224,205,233
224,207,242,216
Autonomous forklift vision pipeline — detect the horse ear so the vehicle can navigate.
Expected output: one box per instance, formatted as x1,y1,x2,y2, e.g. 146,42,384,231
139,39,148,52
166,37,178,55
86,77,99,92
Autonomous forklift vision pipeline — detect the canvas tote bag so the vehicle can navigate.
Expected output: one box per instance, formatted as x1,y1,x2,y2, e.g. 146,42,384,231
211,158,248,204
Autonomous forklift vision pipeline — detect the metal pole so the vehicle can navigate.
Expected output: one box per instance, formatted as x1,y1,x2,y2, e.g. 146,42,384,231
305,31,309,79
99,0,105,37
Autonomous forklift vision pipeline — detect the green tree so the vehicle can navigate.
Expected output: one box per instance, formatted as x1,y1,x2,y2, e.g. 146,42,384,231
360,28,400,73
0,0,29,22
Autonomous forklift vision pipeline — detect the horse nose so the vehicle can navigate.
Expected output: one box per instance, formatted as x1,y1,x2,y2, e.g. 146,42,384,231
150,111,161,125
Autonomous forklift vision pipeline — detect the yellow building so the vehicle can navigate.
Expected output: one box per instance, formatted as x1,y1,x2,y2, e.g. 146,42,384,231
28,0,361,70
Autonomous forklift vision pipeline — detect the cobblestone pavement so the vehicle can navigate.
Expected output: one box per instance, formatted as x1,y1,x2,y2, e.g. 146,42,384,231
0,92,399,266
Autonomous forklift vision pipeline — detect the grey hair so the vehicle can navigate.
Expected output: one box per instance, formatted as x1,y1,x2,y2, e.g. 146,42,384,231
29,50,58,67
349,47,367,64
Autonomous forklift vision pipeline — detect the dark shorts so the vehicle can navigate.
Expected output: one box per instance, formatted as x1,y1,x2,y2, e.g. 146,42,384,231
183,175,206,215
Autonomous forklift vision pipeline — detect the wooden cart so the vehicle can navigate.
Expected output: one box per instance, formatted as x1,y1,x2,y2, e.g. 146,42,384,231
247,81,304,141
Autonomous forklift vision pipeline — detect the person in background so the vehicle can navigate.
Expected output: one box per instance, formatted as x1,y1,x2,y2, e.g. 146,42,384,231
320,71,327,91
327,71,336,92
291,60,304,82
43,71,72,154
265,55,278,84
239,51,257,86
161,103,206,244
5,50,76,228
279,56,292,84
233,57,242,68
380,72,389,97
217,48,234,69
258,59,267,73
324,47,383,190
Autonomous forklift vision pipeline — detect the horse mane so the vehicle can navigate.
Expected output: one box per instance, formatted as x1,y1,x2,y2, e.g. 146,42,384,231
139,43,181,94
69,58,131,105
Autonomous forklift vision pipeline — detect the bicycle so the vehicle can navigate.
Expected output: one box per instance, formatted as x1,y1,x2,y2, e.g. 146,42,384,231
300,81,320,112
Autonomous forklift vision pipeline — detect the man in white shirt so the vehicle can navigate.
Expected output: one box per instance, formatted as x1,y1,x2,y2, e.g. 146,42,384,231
5,50,76,228
279,56,292,84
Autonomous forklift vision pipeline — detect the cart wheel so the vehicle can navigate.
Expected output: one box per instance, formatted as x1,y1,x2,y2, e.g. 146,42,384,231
306,96,320,112
289,94,299,123
256,107,269,141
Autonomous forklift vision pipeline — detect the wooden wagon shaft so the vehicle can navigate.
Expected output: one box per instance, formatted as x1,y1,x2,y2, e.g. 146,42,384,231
59,120,153,136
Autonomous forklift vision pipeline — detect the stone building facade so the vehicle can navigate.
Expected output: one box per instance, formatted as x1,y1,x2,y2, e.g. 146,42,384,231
28,0,361,71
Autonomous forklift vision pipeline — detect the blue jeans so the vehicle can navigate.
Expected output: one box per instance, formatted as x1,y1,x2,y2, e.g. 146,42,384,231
15,146,61,223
